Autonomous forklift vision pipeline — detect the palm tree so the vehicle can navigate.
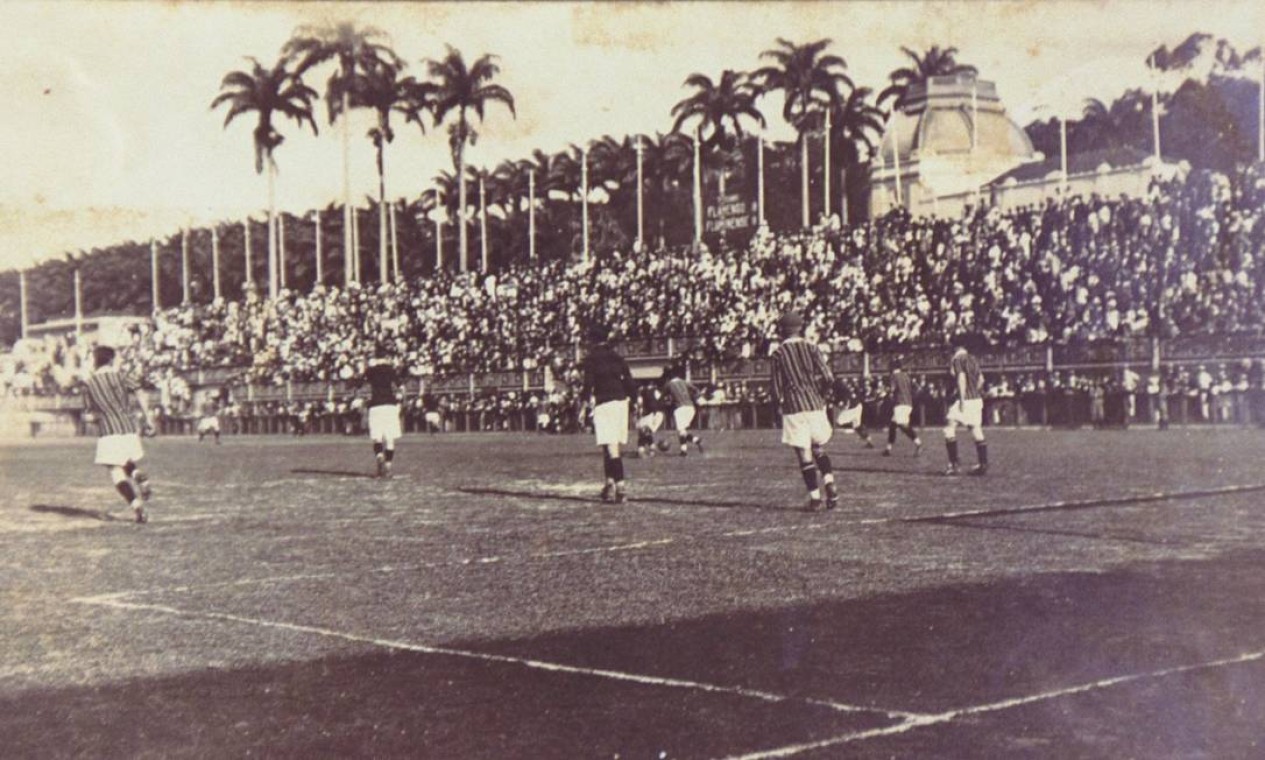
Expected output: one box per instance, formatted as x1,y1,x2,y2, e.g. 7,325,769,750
753,38,853,227
878,45,978,110
426,46,516,272
283,22,399,284
1080,90,1150,151
342,59,434,283
670,70,766,151
211,56,318,299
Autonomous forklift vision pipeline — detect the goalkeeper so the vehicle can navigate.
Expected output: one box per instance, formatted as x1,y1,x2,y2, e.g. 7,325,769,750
81,345,156,523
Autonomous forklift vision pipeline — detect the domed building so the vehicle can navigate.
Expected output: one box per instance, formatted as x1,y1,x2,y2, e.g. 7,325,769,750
870,73,1040,216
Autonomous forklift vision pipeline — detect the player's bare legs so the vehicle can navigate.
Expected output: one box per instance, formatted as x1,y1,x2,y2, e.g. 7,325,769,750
108,463,147,523
811,443,838,509
601,443,626,503
943,422,987,476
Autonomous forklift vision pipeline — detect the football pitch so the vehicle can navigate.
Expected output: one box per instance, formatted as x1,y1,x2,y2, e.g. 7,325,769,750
3,428,1265,758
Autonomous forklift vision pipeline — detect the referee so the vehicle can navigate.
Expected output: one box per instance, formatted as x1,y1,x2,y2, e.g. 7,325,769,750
581,324,637,503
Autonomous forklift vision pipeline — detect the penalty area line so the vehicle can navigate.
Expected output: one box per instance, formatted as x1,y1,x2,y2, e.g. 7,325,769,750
720,650,1265,759
71,595,915,722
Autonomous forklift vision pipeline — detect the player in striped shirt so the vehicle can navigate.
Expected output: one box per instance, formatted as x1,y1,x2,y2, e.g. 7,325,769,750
82,346,155,523
883,358,922,456
770,311,838,511
943,338,988,476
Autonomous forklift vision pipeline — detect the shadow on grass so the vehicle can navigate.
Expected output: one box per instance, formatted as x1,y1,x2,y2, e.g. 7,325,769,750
458,487,799,513
290,468,375,480
915,517,1181,546
30,504,113,521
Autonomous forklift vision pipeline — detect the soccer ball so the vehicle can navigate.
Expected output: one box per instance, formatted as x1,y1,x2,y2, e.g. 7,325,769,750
656,440,672,453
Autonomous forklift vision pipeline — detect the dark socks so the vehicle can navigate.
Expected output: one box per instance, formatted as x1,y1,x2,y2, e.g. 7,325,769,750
976,441,988,466
603,450,624,482
800,462,819,493
123,462,136,478
115,481,137,504
373,442,384,457
946,439,960,465
887,423,897,446
384,448,394,463
902,425,918,441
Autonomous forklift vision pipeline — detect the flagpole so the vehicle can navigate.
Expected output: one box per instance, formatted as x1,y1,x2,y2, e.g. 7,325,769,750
73,268,83,338
150,239,160,315
352,207,361,283
692,126,702,243
479,173,489,272
243,217,253,291
635,137,644,248
579,146,589,261
823,108,832,219
390,201,399,281
211,225,221,300
278,214,287,292
313,210,322,289
528,168,537,260
181,228,190,304
757,132,765,225
18,270,29,340
434,213,443,272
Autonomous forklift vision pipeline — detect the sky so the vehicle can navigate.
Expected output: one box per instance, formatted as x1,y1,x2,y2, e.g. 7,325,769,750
0,0,1261,270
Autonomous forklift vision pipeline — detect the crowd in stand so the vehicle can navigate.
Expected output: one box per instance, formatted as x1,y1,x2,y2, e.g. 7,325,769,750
5,168,1264,409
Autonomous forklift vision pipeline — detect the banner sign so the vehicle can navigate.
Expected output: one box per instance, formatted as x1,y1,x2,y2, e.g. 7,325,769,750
705,196,758,234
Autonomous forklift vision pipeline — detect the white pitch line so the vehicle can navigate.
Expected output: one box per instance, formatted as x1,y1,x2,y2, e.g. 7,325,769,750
73,595,908,722
720,650,1265,759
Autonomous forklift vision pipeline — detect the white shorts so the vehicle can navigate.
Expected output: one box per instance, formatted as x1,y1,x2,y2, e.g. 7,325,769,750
95,433,144,467
197,416,220,433
891,404,913,427
673,406,696,433
637,411,665,433
946,398,984,429
834,404,863,428
368,404,402,443
782,409,833,449
425,411,442,426
593,399,629,447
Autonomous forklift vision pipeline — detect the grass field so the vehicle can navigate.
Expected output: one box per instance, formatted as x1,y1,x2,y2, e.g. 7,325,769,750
3,427,1265,758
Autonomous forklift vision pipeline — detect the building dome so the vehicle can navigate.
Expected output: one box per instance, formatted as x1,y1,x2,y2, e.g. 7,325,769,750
877,75,1035,164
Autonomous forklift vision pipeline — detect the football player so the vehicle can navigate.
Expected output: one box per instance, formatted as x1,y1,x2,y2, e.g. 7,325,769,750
770,311,838,512
944,337,988,476
883,358,922,456
82,346,155,523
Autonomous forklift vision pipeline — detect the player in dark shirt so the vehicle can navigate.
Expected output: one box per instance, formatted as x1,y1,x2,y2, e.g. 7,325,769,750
883,358,922,456
944,337,988,476
581,324,637,503
362,345,402,478
635,383,666,458
830,376,875,448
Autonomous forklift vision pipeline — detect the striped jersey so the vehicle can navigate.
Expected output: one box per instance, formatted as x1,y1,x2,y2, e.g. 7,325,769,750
770,338,833,415
890,369,914,407
83,369,141,437
949,350,983,401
